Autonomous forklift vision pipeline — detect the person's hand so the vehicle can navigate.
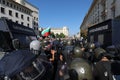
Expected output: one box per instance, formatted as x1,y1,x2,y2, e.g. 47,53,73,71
59,70,63,76
43,47,47,50
49,58,54,62
81,47,85,51
51,50,56,55
60,55,63,61
49,50,56,62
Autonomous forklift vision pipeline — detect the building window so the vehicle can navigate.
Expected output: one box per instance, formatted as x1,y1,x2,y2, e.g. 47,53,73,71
9,10,12,16
16,6,18,10
16,21,18,24
37,27,38,30
33,27,35,30
0,0,1,3
21,14,24,19
33,21,36,25
21,22,24,25
14,5,16,8
36,18,38,21
10,3,12,8
101,0,106,6
23,9,25,13
97,17,99,23
34,17,35,20
90,36,94,42
101,9,107,21
27,23,29,27
101,15,106,21
7,2,9,6
112,0,116,4
15,12,18,18
98,34,104,45
2,0,5,4
111,8,115,19
9,19,12,21
1,7,5,14
36,23,38,26
111,0,116,19
27,11,30,15
24,10,26,13
27,17,29,21
22,8,24,12
17,7,19,11
20,8,21,11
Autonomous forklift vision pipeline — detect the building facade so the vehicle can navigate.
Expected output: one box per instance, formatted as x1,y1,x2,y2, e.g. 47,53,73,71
39,26,69,37
75,32,80,38
80,0,120,31
0,0,39,34
51,26,69,37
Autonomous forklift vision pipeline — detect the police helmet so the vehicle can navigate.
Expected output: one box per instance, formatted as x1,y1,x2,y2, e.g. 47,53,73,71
66,40,73,46
62,39,67,46
88,43,95,49
73,47,83,58
82,39,87,47
83,52,92,60
94,47,106,61
30,40,41,54
94,42,101,48
41,39,49,48
43,39,47,43
69,58,93,80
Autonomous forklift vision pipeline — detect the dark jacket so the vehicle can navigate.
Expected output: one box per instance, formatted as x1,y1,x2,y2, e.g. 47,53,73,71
93,61,114,80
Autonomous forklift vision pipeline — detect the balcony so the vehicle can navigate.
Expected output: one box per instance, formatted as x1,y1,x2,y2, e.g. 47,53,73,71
100,0,106,6
111,0,116,5
111,1,115,10
101,9,107,16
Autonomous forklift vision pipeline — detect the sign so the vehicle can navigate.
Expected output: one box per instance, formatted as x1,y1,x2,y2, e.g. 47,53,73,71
6,19,35,36
12,25,34,33
89,25,108,33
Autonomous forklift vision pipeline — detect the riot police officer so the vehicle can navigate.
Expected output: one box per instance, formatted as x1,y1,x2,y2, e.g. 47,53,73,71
93,47,114,80
66,40,73,46
82,42,95,63
30,40,41,55
68,46,94,80
73,46,84,58
69,58,93,80
94,47,106,62
30,40,54,80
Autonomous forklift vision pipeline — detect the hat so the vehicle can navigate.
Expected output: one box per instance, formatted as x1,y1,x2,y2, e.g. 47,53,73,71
101,53,114,59
104,53,114,58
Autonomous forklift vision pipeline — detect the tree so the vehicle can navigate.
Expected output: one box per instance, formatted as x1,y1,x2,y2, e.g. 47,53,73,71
59,33,65,38
50,32,55,38
55,33,65,38
55,33,59,38
81,30,87,39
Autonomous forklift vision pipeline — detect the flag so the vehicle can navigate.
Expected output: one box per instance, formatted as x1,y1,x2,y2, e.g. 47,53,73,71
41,27,51,37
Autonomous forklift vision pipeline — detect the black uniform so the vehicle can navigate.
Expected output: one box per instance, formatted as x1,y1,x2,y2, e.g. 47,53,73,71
93,61,114,80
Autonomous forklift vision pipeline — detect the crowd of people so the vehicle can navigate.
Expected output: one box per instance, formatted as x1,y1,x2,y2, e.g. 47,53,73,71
30,37,120,80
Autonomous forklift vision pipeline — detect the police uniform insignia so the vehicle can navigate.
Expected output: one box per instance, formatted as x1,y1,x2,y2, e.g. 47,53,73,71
104,71,108,77
80,68,85,74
